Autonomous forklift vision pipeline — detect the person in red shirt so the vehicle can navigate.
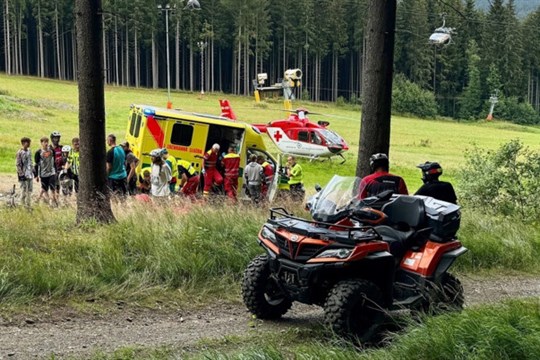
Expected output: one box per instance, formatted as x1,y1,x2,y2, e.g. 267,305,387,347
222,146,240,202
257,155,274,199
358,153,408,199
203,143,223,197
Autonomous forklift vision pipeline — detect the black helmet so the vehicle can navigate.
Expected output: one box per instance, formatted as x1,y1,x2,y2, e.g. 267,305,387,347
50,131,61,138
417,161,442,182
369,153,389,172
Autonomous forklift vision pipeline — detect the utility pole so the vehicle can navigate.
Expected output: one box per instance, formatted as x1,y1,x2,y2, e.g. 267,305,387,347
158,3,175,109
356,0,397,178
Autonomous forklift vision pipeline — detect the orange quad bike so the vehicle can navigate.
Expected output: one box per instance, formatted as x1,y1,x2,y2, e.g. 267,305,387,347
242,175,467,342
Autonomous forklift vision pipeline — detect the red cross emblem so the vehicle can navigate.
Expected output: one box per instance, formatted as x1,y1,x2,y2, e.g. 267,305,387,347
273,130,283,142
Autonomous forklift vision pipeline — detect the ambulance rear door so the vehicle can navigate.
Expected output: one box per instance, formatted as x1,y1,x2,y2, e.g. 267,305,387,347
168,119,209,173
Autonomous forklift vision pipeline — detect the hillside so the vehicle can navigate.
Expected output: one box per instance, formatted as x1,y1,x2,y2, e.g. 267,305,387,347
476,0,540,17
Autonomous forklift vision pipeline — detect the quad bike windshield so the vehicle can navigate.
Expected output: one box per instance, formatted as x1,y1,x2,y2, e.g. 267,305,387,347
309,175,361,223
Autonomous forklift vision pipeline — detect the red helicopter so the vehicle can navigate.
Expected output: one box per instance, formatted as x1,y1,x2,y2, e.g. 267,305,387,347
252,108,349,163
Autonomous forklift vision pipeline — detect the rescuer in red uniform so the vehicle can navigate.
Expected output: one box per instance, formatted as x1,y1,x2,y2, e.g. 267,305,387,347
358,153,408,199
257,155,274,199
222,146,241,202
203,143,223,197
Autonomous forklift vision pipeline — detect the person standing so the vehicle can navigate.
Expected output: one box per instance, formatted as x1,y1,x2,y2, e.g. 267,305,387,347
65,137,80,193
286,155,304,201
257,155,274,199
162,149,178,194
16,137,34,208
149,149,172,197
178,159,200,197
244,154,264,204
415,162,457,204
120,142,139,195
203,143,223,197
106,134,128,197
34,136,57,206
50,131,63,195
358,153,408,199
222,146,240,202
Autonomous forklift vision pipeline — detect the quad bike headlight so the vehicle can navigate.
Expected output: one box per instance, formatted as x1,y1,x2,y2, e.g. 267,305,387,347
316,248,353,260
261,226,277,243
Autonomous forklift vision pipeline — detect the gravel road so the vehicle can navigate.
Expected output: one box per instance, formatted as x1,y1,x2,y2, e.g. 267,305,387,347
0,275,538,359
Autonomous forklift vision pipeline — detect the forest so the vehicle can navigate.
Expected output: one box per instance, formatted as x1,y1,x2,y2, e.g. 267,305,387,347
2,0,540,123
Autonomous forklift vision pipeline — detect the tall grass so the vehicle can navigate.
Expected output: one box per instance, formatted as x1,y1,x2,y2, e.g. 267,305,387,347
0,199,538,306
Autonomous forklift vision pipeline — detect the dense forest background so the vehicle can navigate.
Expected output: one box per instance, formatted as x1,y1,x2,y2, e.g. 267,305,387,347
2,0,540,123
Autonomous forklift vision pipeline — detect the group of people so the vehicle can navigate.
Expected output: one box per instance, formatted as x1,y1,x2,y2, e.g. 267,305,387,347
16,131,80,207
359,152,457,204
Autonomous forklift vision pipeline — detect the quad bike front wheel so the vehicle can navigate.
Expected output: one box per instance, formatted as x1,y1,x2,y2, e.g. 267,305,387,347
324,279,385,342
242,255,292,319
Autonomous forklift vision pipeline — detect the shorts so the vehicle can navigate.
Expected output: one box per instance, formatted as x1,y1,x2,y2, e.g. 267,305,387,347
40,176,56,191
108,178,127,196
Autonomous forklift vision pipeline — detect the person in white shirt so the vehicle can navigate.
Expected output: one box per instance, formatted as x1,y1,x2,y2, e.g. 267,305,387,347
149,149,172,197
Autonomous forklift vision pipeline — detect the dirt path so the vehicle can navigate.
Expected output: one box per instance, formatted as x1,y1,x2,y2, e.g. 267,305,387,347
0,275,539,359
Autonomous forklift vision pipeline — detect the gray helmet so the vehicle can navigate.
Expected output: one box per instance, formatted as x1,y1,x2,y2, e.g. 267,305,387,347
50,131,61,138
369,153,389,172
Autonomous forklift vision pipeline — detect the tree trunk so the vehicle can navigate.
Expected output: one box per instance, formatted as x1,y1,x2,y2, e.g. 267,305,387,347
114,15,119,86
152,31,158,89
175,18,180,90
134,27,139,88
356,0,396,178
38,0,44,77
102,14,107,84
125,21,129,86
55,2,62,80
5,0,11,75
75,0,114,224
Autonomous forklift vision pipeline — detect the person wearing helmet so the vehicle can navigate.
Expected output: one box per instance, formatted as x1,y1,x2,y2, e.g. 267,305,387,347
202,143,223,197
106,134,128,196
162,148,178,194
415,161,457,204
65,138,80,193
149,148,171,197
120,142,139,195
358,153,408,199
177,159,200,197
50,131,63,194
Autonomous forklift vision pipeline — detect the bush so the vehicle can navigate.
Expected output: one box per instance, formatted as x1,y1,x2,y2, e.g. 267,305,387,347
459,139,540,221
494,97,540,125
392,74,438,118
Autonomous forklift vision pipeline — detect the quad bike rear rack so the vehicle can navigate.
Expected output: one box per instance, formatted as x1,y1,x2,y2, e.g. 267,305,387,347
268,207,381,244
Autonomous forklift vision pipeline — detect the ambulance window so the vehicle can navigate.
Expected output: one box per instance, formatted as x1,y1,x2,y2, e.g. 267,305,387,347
298,131,309,142
129,112,137,136
171,123,194,146
134,114,142,138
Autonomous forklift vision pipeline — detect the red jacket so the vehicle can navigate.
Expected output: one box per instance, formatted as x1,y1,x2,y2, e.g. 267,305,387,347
358,171,408,199
222,153,240,178
203,150,219,169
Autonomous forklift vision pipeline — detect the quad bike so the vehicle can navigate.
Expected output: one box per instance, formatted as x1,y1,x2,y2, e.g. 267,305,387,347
242,175,467,341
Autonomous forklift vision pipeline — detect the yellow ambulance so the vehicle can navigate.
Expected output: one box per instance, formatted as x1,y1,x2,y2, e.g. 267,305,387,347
124,103,279,199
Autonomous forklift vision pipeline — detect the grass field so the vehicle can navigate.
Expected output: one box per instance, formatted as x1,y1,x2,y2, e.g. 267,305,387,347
3,74,540,191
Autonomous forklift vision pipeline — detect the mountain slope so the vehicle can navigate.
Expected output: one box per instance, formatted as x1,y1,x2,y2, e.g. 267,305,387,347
475,0,540,17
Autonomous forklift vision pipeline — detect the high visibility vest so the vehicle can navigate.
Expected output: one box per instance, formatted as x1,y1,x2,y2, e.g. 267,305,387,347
288,163,303,185
223,153,240,178
178,159,197,177
68,150,80,175
203,150,219,169
166,154,179,178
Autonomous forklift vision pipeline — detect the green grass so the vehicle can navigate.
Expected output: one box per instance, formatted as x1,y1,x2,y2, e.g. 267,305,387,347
84,299,540,359
0,201,538,308
3,74,540,190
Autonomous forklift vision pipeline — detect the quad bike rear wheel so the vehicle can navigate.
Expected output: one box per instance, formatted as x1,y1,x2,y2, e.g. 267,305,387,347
423,273,464,314
242,255,292,319
324,279,385,342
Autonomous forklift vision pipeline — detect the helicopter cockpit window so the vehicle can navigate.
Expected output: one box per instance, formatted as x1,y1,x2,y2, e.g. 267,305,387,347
298,131,309,142
310,131,322,145
319,129,341,145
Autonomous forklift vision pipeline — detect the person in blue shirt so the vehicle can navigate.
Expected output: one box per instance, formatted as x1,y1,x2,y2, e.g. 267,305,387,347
106,134,127,197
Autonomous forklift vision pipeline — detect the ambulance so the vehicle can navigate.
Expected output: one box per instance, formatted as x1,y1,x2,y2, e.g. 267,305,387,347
124,101,279,200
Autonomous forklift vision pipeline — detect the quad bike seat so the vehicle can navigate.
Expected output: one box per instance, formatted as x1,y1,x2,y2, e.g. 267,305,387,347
375,196,427,258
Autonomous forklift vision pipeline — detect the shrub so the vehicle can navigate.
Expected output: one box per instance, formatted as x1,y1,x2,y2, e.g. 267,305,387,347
459,139,540,221
392,74,438,118
494,97,540,125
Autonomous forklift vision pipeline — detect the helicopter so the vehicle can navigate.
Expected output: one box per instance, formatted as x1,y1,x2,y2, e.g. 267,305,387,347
252,108,349,163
